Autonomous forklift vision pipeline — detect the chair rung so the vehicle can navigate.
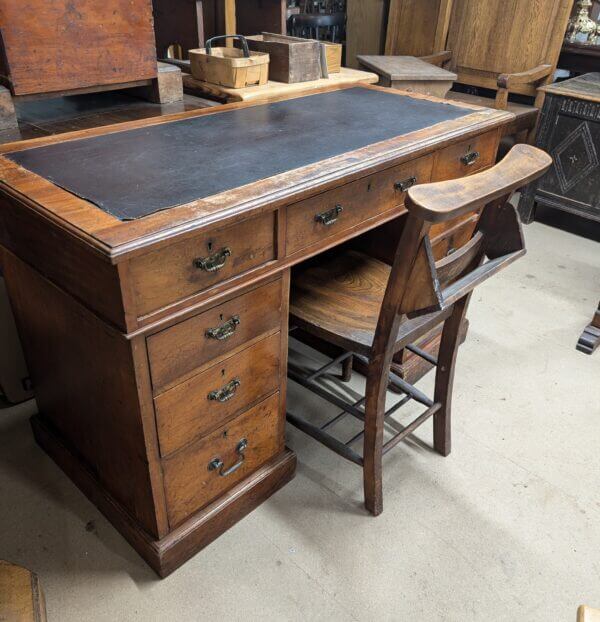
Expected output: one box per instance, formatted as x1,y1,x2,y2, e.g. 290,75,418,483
382,403,441,455
406,344,438,366
288,366,366,420
345,430,365,446
388,372,434,408
307,351,353,382
384,394,411,418
320,410,348,431
287,410,364,466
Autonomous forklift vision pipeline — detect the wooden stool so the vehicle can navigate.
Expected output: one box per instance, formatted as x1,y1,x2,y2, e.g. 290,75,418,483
0,560,47,622
357,55,457,98
287,144,551,515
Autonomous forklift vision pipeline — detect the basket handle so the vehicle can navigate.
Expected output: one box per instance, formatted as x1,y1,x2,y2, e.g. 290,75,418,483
205,35,250,58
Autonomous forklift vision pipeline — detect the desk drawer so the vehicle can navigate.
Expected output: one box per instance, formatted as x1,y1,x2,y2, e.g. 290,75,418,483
147,278,283,394
432,130,497,182
285,155,433,256
155,332,280,457
129,212,276,317
163,393,282,527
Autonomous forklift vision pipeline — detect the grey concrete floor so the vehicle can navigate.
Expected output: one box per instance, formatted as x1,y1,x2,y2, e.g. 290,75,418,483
1,211,599,621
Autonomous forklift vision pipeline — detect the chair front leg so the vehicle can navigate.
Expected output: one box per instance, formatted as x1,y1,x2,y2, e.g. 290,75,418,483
363,363,390,516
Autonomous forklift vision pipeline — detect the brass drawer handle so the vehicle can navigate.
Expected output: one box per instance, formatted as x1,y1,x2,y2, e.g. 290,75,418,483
460,151,480,166
205,315,240,341
193,247,231,272
394,176,417,192
207,378,241,403
315,204,343,226
208,438,248,477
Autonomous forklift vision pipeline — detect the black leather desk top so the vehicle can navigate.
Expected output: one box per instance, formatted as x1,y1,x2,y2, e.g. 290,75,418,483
7,88,472,221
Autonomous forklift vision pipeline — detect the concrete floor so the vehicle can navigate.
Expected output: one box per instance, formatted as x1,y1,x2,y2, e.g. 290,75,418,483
1,208,599,621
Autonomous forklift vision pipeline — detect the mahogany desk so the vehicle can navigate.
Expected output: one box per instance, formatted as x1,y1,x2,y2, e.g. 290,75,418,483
0,85,512,576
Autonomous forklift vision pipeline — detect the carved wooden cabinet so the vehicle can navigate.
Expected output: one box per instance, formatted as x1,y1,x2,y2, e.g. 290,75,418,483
519,73,600,224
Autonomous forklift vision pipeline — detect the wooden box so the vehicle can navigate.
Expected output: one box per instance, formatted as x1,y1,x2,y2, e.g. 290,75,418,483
245,33,322,83
322,42,342,74
189,46,269,88
0,0,157,96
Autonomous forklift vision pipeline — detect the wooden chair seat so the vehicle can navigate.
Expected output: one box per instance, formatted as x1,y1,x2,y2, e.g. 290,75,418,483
290,249,448,356
446,91,539,135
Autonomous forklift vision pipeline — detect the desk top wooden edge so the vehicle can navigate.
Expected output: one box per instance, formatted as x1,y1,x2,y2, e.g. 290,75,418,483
0,83,514,264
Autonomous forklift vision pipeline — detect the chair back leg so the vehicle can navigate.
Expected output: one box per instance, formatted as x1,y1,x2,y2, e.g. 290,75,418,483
433,295,472,456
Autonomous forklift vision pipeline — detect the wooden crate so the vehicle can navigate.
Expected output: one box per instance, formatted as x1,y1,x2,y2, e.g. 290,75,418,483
322,42,342,74
189,46,269,88
245,33,322,83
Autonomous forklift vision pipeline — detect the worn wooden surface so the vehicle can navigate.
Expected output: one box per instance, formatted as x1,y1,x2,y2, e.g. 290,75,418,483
147,277,283,393
358,55,457,97
0,0,157,96
155,333,281,456
0,85,514,575
346,0,390,68
385,0,453,57
183,66,379,102
0,560,47,622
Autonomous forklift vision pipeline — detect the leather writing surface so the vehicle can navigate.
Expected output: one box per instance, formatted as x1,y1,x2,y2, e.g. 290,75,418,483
7,88,472,221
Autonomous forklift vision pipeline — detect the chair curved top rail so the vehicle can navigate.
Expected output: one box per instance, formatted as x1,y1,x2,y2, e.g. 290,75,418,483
405,144,552,223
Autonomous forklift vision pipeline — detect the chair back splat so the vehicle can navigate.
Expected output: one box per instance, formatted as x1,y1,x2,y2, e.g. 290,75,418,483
287,144,552,516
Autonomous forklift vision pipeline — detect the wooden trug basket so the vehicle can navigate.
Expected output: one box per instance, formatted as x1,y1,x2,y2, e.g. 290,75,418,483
189,35,269,89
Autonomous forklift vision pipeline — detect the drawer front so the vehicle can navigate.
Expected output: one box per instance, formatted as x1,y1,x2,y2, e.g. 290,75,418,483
286,155,433,256
163,393,283,527
155,332,280,457
129,212,277,317
148,278,283,394
432,130,498,183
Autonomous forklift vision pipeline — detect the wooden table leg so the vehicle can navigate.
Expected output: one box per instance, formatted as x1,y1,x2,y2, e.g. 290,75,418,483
577,300,600,355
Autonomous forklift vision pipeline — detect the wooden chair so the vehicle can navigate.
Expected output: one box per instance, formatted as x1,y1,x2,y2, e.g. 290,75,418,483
385,0,575,141
287,144,551,515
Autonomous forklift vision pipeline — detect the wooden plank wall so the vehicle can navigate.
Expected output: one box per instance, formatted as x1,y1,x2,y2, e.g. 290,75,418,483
385,0,453,57
346,0,390,68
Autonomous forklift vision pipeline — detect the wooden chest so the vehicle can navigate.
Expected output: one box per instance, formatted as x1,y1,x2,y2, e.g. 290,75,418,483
0,0,157,97
0,85,512,576
519,73,600,224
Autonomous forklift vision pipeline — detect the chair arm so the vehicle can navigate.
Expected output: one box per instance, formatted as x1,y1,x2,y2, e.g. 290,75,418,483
497,64,553,89
405,144,552,224
419,51,452,66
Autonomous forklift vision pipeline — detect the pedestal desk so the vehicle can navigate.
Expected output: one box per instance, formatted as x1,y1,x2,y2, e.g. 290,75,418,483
0,85,512,576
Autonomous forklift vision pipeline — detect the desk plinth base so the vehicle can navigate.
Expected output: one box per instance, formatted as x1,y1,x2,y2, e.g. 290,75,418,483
31,415,296,577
